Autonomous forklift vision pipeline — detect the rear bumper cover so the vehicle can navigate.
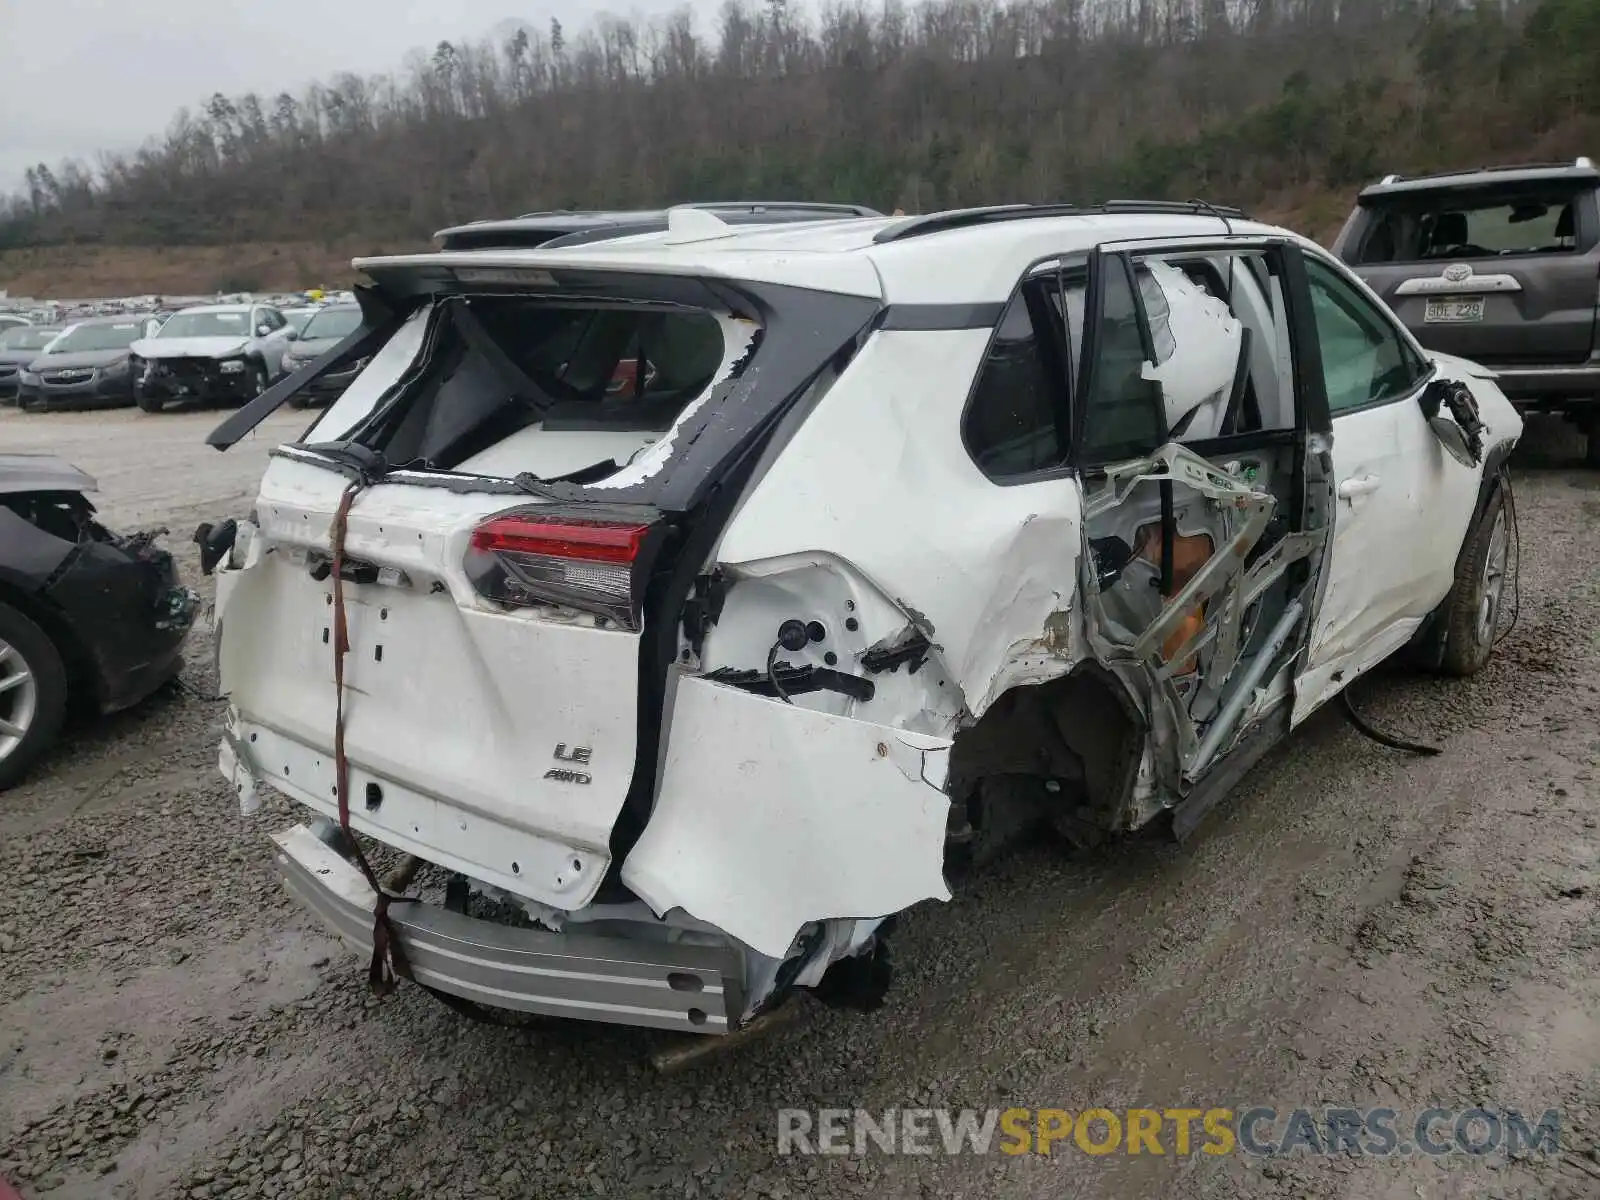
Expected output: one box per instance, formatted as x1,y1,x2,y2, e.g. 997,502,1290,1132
271,822,743,1033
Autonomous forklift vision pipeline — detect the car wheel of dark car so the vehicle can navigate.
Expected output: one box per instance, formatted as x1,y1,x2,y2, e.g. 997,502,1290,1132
0,602,69,790
1436,486,1510,677
135,386,164,413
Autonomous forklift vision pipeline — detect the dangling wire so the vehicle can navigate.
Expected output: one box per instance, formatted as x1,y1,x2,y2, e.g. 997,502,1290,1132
1494,469,1521,648
766,639,794,705
1341,688,1441,757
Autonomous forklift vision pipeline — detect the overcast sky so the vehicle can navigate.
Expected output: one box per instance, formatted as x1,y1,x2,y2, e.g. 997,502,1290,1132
0,0,718,195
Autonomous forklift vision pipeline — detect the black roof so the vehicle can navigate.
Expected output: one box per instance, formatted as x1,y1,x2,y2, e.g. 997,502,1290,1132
435,201,881,251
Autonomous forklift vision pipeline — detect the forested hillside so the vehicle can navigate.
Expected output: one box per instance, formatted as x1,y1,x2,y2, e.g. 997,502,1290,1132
1,0,1596,280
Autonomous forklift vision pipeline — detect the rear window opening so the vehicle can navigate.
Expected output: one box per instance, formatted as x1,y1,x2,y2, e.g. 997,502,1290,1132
1350,185,1587,264
336,297,759,484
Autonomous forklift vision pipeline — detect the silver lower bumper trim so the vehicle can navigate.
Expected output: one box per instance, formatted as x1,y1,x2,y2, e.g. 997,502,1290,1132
272,824,742,1034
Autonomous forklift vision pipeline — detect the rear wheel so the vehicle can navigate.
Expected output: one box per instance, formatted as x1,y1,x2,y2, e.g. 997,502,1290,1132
0,603,69,791
1438,486,1509,677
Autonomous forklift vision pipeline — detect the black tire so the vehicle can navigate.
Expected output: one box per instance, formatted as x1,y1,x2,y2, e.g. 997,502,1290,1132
248,361,269,400
287,391,310,409
1437,486,1509,677
135,386,164,413
1585,426,1600,470
0,602,69,791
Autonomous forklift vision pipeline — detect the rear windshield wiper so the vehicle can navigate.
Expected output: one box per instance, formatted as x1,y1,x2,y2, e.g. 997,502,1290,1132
511,459,619,498
296,441,389,482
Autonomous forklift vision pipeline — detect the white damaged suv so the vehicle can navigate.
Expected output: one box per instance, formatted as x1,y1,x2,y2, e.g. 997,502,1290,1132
204,202,1520,1035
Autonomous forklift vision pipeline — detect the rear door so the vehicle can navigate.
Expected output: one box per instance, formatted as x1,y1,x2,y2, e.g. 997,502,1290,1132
1070,238,1330,790
1341,180,1599,366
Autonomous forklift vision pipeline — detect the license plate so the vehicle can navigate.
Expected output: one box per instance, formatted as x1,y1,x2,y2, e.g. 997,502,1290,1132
1424,297,1485,324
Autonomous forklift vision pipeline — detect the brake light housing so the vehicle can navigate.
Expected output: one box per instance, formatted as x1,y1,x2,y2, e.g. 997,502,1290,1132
464,506,666,630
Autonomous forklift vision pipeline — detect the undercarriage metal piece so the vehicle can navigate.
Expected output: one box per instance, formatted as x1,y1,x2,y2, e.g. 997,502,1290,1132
649,999,809,1074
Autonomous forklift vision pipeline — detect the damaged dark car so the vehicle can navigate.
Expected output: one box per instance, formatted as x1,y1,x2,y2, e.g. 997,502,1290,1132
0,455,200,789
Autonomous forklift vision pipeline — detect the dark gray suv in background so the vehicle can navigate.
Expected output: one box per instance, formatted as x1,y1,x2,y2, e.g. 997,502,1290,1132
1334,158,1600,465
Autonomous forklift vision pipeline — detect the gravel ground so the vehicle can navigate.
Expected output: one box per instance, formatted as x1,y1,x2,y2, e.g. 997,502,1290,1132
2,405,1599,1200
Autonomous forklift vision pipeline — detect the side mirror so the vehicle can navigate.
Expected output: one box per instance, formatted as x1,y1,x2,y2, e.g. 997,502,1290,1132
1419,377,1485,467
285,328,299,341
1427,416,1477,468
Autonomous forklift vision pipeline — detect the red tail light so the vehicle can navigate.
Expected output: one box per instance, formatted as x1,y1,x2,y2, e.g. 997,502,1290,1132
464,509,659,630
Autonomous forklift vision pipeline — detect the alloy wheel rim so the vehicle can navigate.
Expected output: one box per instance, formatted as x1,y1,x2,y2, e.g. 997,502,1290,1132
0,636,39,762
1476,507,1509,648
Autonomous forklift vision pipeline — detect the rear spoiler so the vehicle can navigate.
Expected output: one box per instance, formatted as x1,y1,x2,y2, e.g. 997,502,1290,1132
207,284,402,451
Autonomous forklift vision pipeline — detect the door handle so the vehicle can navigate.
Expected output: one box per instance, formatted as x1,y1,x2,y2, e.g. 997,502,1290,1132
1337,475,1381,499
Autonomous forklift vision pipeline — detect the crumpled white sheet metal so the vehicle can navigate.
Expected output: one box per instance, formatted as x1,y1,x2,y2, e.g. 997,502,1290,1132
714,329,1085,721
622,674,952,958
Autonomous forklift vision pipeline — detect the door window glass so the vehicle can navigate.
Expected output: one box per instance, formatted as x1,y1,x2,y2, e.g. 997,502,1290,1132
1079,255,1163,461
1305,258,1428,412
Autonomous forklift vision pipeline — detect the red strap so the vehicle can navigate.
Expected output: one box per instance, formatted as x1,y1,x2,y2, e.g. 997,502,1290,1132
330,480,414,994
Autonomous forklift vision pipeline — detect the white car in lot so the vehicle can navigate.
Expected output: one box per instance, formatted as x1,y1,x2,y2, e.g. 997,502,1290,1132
129,302,298,411
203,203,1520,1036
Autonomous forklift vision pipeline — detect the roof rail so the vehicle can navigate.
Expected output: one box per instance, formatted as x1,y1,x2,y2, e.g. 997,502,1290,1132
1372,161,1597,188
872,199,1247,244
689,201,882,216
504,202,878,221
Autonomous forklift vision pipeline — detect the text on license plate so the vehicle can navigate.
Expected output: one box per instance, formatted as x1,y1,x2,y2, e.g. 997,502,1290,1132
1424,297,1485,324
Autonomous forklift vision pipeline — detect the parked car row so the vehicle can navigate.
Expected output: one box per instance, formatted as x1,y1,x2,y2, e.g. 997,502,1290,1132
0,300,369,414
10,316,160,410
